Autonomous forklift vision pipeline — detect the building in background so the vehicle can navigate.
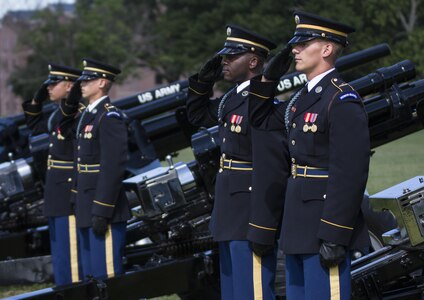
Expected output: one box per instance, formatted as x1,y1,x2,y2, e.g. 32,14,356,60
0,3,165,117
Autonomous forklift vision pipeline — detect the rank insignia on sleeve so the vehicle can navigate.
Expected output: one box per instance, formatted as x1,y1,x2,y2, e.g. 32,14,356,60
339,92,358,100
106,111,121,118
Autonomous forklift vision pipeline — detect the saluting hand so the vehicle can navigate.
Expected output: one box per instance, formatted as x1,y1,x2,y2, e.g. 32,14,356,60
263,45,293,81
33,83,49,104
67,81,82,105
198,55,223,83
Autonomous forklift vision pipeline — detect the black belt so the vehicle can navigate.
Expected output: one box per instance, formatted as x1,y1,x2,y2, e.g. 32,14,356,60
47,159,73,170
77,163,100,173
291,164,328,178
219,156,252,171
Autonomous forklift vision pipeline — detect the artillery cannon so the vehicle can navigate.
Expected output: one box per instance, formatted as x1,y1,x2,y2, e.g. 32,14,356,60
0,44,424,299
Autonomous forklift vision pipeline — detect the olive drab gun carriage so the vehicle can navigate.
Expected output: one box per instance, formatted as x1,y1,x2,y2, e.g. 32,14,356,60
1,43,424,299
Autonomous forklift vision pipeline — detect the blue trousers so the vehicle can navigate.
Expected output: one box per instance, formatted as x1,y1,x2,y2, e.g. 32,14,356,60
77,222,126,280
219,240,276,300
285,253,351,300
48,215,80,285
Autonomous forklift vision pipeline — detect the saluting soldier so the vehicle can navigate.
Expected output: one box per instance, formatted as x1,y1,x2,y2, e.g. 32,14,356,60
22,64,82,285
73,58,130,279
249,11,371,299
186,25,282,299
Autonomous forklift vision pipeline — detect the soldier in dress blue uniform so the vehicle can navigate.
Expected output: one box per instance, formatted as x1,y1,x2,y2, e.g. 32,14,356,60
249,11,371,299
73,58,130,279
186,25,284,299
22,64,83,285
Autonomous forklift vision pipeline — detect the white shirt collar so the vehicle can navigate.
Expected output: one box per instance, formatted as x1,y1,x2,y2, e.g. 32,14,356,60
236,80,250,94
87,95,108,112
306,68,335,92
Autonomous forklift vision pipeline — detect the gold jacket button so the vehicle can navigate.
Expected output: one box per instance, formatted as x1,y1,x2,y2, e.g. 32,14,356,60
223,138,226,143
323,194,327,199
249,186,252,191
77,157,81,162
49,143,53,147
219,168,223,173
291,158,296,163
68,178,72,182
292,123,296,128
224,122,227,127
291,140,296,146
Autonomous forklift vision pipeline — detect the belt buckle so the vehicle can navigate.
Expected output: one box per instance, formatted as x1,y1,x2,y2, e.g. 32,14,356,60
291,164,297,178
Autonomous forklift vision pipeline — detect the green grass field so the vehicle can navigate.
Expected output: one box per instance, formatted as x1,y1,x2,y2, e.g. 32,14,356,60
1,129,422,299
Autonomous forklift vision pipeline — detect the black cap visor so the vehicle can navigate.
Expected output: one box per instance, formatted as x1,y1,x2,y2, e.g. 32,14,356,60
288,34,318,45
78,74,100,82
43,75,65,85
218,41,253,55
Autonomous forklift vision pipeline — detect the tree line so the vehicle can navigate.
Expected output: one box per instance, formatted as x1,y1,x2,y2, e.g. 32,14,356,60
8,0,423,100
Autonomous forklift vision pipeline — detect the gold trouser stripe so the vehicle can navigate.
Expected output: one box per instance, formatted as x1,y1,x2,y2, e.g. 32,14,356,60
105,225,115,277
68,215,79,282
320,218,353,230
253,253,263,300
329,266,341,300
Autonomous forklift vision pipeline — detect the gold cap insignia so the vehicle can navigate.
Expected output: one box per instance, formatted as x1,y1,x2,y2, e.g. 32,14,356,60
83,60,87,67
227,27,231,36
295,15,300,24
48,64,52,71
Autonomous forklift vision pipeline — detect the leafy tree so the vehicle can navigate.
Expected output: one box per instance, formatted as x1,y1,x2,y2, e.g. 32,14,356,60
146,0,297,82
9,0,144,100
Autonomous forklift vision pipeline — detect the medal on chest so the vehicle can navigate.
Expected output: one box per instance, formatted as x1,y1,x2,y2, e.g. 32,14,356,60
84,125,93,139
230,114,243,133
56,127,65,140
303,112,318,133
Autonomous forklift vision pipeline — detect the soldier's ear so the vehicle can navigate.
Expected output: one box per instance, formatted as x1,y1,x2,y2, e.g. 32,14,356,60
64,81,73,92
249,55,259,69
322,42,333,58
